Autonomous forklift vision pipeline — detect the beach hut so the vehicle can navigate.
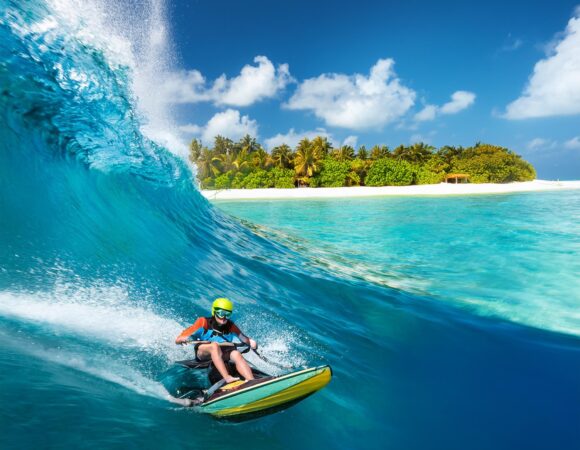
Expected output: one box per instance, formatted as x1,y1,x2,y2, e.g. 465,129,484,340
445,173,470,184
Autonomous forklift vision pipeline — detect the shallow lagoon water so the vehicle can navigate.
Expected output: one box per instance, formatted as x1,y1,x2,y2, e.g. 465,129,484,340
216,191,580,336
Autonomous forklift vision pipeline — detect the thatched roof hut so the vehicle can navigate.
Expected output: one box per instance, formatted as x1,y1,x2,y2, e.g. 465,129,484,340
445,173,470,184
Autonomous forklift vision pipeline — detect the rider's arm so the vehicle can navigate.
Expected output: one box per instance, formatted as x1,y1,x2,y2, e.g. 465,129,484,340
232,324,257,349
175,317,207,344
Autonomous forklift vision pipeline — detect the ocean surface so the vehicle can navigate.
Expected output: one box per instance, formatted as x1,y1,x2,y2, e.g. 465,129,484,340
1,1,579,449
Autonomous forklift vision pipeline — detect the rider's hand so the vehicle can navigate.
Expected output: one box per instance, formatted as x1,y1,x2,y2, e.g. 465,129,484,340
249,338,257,350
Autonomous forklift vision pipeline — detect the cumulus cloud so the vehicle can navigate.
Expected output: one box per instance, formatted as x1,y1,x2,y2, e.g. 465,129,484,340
564,136,580,149
180,109,258,144
161,56,292,107
504,11,580,119
414,91,476,122
264,128,334,149
440,91,477,114
285,58,416,130
213,56,293,106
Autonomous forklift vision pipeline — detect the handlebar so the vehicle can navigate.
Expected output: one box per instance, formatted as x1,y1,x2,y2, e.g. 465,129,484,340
182,340,251,353
181,340,295,370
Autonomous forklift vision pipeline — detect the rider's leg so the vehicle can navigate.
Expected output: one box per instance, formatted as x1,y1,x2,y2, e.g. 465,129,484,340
230,350,255,380
197,342,238,383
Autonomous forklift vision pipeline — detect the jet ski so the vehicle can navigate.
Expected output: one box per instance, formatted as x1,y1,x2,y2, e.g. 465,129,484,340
164,343,332,420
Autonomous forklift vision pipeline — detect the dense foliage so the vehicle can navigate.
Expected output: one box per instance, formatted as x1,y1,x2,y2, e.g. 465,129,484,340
189,135,536,189
450,144,536,183
365,159,415,186
317,159,352,187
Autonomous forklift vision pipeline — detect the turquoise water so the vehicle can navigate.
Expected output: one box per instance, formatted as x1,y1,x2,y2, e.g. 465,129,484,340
216,192,580,336
1,1,580,449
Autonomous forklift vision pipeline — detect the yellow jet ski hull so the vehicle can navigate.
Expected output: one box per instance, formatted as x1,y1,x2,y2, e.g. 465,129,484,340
201,365,332,419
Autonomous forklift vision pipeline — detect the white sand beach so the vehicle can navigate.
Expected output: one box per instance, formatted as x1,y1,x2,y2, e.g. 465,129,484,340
201,180,580,201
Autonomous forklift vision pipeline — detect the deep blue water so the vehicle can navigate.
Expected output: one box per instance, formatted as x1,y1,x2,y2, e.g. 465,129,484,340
1,1,579,449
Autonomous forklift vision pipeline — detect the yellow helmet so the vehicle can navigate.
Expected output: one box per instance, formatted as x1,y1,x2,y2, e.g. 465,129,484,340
212,297,233,315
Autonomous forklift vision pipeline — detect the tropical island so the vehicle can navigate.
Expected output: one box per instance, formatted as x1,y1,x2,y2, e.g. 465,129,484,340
189,135,536,190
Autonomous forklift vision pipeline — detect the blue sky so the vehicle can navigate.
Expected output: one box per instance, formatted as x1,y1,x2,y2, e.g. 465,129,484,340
161,0,580,179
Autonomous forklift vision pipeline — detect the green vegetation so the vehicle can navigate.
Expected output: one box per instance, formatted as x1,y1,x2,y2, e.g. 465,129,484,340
189,135,536,189
365,158,415,186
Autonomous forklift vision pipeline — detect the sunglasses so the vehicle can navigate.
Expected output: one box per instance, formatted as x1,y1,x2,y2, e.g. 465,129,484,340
214,308,232,319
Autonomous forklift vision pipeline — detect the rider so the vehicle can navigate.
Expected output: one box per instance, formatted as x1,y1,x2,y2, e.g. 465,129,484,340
175,298,258,384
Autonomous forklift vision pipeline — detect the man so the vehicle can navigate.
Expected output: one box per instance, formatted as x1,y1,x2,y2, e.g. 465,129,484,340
175,297,258,384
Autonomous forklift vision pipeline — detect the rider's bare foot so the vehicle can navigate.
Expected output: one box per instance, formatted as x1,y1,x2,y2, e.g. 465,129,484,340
224,376,240,384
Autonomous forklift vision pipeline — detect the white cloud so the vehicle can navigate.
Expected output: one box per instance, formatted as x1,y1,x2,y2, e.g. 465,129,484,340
527,138,556,150
161,56,292,107
264,128,334,150
213,56,293,106
440,91,476,114
414,91,476,122
285,58,416,130
181,109,258,144
504,11,580,119
564,136,580,149
342,135,358,148
414,105,438,121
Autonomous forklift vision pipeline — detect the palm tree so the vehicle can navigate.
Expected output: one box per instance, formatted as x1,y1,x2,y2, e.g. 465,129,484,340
212,151,236,174
233,147,250,173
271,144,293,169
239,134,259,153
437,145,464,165
350,159,368,185
252,147,271,170
392,145,406,159
213,135,235,156
311,136,333,158
196,148,219,179
332,145,355,162
189,139,203,162
394,142,435,164
357,145,368,160
413,142,435,157
294,138,322,181
370,145,390,160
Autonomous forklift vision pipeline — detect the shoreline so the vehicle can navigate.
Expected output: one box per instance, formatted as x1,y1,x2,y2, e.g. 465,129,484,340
201,180,580,201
